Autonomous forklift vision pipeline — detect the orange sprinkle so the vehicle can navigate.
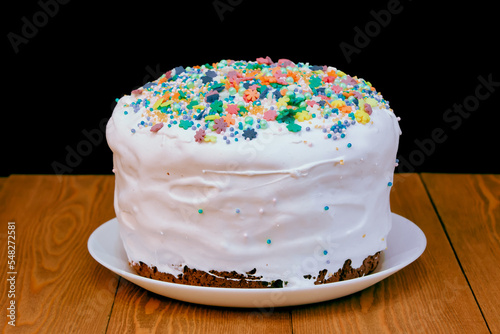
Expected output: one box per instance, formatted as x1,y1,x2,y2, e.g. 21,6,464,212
243,89,259,102
222,114,235,125
287,71,300,82
339,105,352,113
327,70,337,78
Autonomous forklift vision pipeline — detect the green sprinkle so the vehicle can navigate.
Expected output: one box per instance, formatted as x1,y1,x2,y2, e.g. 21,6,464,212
286,123,302,132
198,209,203,214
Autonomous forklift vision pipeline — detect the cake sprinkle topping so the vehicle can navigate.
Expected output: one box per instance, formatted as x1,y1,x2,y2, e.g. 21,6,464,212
119,58,393,144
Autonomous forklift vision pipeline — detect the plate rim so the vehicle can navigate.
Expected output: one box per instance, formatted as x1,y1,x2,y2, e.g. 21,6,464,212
88,213,426,307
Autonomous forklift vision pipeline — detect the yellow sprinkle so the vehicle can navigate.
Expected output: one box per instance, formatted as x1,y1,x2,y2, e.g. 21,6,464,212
355,110,370,124
152,98,163,110
330,100,346,108
340,159,344,165
160,100,173,108
204,135,217,143
204,114,220,121
364,97,378,107
362,234,366,238
193,105,205,110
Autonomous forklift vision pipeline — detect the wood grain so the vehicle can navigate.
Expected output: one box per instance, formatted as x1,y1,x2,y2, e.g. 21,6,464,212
106,278,293,334
0,175,117,333
421,173,500,333
291,173,489,333
1,174,496,333
0,177,6,193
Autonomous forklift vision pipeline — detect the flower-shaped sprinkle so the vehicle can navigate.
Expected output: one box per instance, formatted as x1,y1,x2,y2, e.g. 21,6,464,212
242,128,257,140
263,109,277,121
226,104,239,115
276,96,290,109
194,128,206,143
222,113,236,125
213,118,228,134
243,89,259,103
295,109,312,122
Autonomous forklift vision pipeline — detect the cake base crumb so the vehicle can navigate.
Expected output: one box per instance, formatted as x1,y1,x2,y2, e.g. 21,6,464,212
131,252,380,289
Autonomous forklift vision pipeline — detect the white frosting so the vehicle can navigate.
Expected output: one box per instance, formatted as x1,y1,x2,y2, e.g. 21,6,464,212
107,90,401,287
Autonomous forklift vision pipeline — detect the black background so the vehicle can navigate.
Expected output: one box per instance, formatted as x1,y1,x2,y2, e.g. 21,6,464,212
4,0,499,176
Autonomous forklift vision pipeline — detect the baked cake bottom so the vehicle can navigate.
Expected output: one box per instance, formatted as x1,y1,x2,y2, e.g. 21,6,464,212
131,252,381,288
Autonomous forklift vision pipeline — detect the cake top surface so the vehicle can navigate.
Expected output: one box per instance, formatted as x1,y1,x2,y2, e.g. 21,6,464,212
116,57,395,145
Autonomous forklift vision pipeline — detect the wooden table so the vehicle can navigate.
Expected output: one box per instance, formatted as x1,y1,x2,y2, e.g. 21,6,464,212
0,174,498,333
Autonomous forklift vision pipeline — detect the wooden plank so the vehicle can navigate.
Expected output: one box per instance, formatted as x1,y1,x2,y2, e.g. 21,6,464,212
0,177,7,193
107,278,293,333
291,174,489,333
421,173,500,333
0,175,118,333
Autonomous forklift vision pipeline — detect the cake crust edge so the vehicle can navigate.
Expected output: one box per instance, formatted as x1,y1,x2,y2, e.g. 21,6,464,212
131,252,381,288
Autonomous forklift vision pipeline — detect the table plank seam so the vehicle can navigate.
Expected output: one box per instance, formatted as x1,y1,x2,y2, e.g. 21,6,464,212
104,274,121,333
418,174,492,334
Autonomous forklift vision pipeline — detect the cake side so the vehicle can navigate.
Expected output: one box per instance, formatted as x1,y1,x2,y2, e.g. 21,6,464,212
106,58,401,288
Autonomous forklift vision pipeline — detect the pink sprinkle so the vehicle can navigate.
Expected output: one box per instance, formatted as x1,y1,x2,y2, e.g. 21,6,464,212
323,76,335,83
277,59,294,67
263,109,277,121
164,70,172,80
150,122,164,132
226,104,239,115
331,85,343,94
256,56,273,65
131,89,142,96
364,103,373,115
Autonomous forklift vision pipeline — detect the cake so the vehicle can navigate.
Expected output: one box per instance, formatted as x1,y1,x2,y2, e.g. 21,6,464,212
106,57,401,288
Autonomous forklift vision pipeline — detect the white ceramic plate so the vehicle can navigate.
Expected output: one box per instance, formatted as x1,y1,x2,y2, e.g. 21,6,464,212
88,213,426,308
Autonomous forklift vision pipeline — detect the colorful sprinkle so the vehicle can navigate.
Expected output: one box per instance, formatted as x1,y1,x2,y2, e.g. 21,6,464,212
118,58,392,146
266,239,272,244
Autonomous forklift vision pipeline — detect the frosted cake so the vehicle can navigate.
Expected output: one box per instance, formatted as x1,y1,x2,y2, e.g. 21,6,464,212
106,57,401,288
